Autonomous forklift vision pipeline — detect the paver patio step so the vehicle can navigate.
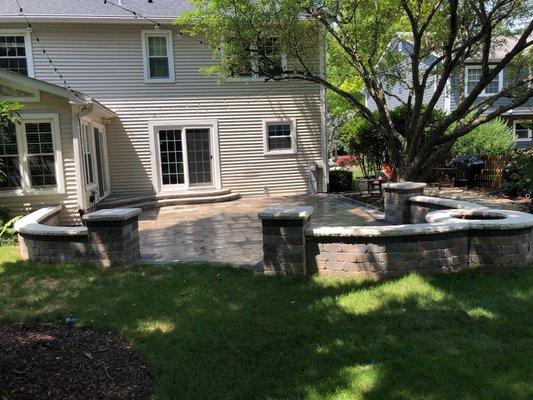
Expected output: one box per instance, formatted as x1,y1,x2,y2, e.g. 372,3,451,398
97,190,240,210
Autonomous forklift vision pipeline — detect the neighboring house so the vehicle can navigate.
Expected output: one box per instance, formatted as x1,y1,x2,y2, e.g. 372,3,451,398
366,37,533,148
0,0,327,224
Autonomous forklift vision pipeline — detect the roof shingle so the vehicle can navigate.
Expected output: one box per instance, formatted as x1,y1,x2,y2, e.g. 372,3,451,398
0,0,193,20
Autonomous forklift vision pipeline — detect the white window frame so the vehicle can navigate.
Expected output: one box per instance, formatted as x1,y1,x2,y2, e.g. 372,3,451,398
0,29,35,77
148,119,222,193
92,122,111,200
226,37,288,82
141,30,175,83
514,120,532,142
262,119,297,155
80,120,98,190
0,112,64,197
465,65,503,97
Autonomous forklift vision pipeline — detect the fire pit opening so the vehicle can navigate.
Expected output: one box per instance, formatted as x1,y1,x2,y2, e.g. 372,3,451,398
452,211,506,221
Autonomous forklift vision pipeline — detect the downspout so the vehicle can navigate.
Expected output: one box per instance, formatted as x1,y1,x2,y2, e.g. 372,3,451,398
319,29,329,192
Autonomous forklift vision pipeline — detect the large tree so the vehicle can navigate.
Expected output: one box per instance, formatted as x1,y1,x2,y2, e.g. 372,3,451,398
178,0,533,180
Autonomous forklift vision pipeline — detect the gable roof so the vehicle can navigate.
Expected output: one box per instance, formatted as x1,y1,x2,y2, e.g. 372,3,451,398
0,68,117,118
0,0,193,23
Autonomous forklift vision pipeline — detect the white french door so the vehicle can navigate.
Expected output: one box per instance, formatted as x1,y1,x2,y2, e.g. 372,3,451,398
80,120,111,203
93,124,111,199
154,123,216,192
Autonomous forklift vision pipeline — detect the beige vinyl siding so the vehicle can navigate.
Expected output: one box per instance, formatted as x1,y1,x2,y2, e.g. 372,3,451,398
0,92,79,223
22,23,324,196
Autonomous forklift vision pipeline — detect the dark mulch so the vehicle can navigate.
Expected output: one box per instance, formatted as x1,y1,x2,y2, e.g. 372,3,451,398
0,321,153,400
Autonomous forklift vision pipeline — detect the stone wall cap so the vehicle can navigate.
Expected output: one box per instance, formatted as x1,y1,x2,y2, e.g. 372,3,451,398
15,206,88,237
83,208,142,221
426,209,533,230
383,182,427,192
258,206,314,220
306,222,470,237
409,195,488,210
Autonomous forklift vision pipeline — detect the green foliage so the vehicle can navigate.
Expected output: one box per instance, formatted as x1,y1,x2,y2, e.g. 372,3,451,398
329,169,353,192
452,118,516,156
0,101,23,184
0,209,21,245
338,116,386,177
338,105,446,177
501,147,533,197
0,101,23,127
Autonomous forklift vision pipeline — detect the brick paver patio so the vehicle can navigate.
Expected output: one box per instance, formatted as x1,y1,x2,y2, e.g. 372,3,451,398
139,195,384,269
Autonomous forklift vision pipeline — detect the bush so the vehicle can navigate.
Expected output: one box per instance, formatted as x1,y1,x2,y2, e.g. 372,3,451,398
0,209,20,245
501,147,533,198
338,105,447,178
338,116,386,178
452,118,516,156
329,169,353,192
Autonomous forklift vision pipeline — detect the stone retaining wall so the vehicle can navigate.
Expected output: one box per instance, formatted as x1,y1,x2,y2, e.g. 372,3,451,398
306,231,472,277
260,182,533,277
16,207,142,267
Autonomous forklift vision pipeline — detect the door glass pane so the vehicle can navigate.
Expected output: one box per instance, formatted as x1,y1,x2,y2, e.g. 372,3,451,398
186,128,212,186
94,128,109,197
159,129,184,186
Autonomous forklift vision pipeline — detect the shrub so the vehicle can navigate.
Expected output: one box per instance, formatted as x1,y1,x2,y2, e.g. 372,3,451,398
338,116,386,178
338,105,447,178
0,209,21,245
329,170,353,192
501,147,533,198
452,118,516,156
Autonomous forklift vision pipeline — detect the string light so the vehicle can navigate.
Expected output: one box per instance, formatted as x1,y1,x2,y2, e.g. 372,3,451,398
101,0,293,98
14,0,293,105
14,0,110,109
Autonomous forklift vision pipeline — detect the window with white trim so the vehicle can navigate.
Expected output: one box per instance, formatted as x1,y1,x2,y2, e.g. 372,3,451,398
465,66,502,96
141,30,174,82
228,36,287,79
263,120,297,155
0,114,63,195
0,30,33,76
81,123,96,187
514,121,532,142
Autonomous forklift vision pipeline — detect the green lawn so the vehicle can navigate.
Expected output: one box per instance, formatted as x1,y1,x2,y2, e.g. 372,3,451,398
1,244,532,400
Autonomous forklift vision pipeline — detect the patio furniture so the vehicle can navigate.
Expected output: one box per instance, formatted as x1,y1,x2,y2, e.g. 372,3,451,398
432,166,456,190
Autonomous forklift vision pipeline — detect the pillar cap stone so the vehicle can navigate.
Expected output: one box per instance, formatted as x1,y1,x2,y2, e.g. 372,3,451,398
258,206,314,220
383,182,427,192
83,208,142,222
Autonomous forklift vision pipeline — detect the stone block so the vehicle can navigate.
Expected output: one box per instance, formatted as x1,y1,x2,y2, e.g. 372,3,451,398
340,243,367,253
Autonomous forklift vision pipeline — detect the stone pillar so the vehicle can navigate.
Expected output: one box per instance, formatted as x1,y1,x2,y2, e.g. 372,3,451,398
258,206,314,276
83,208,142,267
383,182,426,224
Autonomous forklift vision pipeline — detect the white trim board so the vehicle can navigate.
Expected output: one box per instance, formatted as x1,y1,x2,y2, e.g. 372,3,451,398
141,29,175,84
148,119,222,193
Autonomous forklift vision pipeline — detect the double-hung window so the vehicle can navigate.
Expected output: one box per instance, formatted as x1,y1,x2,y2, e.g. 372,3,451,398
514,121,532,142
141,30,175,83
228,36,287,80
465,65,502,96
0,30,34,76
263,119,297,155
0,113,64,195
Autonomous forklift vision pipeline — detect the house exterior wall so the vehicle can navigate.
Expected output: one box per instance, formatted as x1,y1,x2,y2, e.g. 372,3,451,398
14,22,325,197
0,91,79,224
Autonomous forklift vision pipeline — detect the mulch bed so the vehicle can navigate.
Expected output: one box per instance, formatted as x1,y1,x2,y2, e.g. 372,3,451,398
0,321,153,400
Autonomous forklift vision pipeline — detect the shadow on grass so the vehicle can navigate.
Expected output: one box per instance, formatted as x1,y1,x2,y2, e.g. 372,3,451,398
0,259,531,400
